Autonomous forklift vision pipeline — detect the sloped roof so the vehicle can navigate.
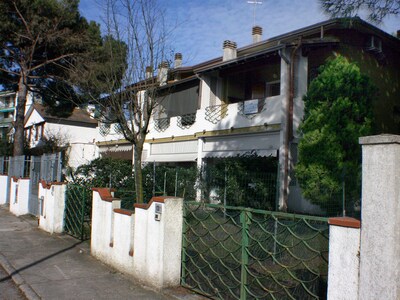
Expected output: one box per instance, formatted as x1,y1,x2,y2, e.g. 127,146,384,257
25,103,98,127
193,17,400,73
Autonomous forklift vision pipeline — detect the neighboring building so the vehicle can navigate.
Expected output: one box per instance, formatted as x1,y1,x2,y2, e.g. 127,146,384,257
0,91,35,141
24,104,98,169
97,17,400,213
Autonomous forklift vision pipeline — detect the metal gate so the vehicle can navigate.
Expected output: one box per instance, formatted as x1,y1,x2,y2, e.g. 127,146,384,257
29,156,41,216
181,202,329,299
64,184,92,240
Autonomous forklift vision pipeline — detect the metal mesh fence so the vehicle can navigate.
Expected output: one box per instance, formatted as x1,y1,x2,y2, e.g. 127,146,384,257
0,156,9,174
182,202,329,299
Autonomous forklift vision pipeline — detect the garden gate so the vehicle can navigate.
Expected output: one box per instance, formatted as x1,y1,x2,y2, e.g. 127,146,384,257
181,202,329,299
64,184,92,240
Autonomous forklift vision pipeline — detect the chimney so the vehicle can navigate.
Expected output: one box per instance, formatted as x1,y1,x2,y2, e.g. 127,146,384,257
174,53,182,68
223,40,237,61
145,66,153,79
157,61,169,86
252,26,263,43
397,30,400,39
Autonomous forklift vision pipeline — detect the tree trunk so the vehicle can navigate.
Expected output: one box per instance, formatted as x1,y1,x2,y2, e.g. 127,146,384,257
13,74,28,156
134,144,144,203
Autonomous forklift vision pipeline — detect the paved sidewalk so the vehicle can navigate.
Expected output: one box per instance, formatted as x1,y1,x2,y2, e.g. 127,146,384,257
0,206,203,300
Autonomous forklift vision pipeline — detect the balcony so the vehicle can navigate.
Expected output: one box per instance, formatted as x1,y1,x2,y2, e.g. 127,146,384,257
0,117,13,125
148,95,282,140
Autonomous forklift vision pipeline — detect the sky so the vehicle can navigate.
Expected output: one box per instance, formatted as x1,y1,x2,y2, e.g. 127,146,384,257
79,0,400,66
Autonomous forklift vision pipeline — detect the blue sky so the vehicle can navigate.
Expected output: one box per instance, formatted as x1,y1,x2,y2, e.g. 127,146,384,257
79,0,399,66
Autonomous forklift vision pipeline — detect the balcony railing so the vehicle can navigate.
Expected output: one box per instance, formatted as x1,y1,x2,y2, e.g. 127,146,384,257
205,104,228,124
99,122,111,136
0,117,13,124
154,117,170,132
177,113,196,129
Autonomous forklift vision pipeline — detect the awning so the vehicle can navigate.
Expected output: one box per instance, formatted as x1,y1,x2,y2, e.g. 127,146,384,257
144,153,197,162
98,144,133,153
202,133,279,158
0,108,15,113
203,149,277,158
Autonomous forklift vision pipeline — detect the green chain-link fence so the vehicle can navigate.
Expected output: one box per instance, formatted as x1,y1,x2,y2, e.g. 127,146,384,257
182,202,329,299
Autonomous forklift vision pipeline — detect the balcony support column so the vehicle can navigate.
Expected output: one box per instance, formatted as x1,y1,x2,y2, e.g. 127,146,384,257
196,138,204,201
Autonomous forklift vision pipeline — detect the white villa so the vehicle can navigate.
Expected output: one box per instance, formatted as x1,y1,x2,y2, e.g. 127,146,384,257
96,18,399,212
24,103,98,169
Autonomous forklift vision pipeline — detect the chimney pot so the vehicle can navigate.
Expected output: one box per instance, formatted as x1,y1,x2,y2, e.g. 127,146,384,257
223,40,237,61
157,61,169,86
174,53,182,68
145,66,153,79
252,26,263,43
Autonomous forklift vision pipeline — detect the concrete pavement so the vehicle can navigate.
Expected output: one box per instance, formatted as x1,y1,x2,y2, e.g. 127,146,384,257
0,205,203,300
0,264,25,299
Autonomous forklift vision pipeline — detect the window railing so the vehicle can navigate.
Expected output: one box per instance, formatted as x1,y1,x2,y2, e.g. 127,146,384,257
177,113,196,129
205,104,228,124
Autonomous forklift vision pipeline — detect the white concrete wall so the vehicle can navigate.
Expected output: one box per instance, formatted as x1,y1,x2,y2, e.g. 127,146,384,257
111,210,135,275
326,135,400,300
9,177,31,216
66,143,98,170
327,219,361,300
90,190,184,290
133,197,184,288
358,135,400,300
38,182,67,234
91,188,121,265
0,175,8,205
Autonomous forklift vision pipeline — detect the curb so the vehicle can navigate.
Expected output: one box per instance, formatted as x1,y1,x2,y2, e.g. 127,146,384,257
0,252,41,300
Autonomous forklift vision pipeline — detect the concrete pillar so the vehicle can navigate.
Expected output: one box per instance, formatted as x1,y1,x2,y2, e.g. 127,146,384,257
358,134,400,300
327,217,361,300
278,50,290,210
0,175,8,205
196,138,204,201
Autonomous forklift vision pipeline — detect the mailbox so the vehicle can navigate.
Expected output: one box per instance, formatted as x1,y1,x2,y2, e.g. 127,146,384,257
155,203,162,221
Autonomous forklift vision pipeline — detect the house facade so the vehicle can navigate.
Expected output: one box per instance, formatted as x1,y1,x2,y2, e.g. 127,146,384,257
97,17,400,213
24,104,98,169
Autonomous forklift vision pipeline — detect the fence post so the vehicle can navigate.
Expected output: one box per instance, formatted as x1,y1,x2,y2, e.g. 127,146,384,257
240,210,250,299
181,203,188,285
358,135,400,300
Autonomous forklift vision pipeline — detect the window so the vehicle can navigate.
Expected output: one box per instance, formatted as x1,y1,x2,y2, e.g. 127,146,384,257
266,81,280,97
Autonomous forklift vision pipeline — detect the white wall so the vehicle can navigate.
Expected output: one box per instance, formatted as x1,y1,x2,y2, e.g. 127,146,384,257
66,143,97,169
38,182,67,234
111,210,135,275
91,189,184,289
0,175,8,205
9,177,30,216
91,188,122,265
327,135,400,300
327,218,361,300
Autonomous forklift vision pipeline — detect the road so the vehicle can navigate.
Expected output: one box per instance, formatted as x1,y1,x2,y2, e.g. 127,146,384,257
0,264,25,300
